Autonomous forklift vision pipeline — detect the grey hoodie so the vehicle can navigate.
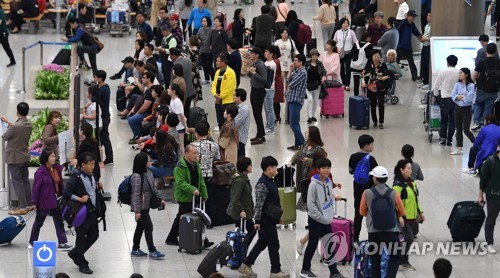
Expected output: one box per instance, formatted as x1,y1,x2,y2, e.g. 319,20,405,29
307,174,335,225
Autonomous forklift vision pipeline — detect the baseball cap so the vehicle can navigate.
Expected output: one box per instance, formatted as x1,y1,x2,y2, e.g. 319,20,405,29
407,10,418,17
121,56,135,64
170,14,179,21
369,166,389,179
249,47,262,56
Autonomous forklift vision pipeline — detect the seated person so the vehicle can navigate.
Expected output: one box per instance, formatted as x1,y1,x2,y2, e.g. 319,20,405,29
135,109,170,149
8,0,39,33
145,130,180,180
143,88,169,126
95,0,110,14
385,49,403,79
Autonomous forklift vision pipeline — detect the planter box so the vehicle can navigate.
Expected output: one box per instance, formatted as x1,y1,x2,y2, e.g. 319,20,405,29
25,65,70,115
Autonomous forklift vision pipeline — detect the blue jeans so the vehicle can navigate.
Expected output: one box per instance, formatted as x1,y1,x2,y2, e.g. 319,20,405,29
439,98,456,143
128,113,147,138
264,88,276,132
473,90,498,126
288,102,306,146
149,166,174,178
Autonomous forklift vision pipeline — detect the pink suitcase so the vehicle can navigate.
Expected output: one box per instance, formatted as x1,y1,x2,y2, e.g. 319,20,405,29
331,198,354,265
320,86,345,118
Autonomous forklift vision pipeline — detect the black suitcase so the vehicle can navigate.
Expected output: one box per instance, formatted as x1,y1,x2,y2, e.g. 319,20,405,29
447,201,485,242
178,196,205,254
52,49,71,66
212,185,235,227
116,87,127,112
197,241,233,278
349,96,370,129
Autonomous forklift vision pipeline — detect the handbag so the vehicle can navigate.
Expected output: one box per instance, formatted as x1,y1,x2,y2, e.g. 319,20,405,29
324,79,342,88
263,202,283,222
60,199,88,228
319,85,328,99
367,82,378,92
146,178,162,209
212,161,236,186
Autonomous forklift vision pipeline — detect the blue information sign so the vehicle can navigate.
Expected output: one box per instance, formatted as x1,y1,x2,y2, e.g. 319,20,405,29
33,241,57,267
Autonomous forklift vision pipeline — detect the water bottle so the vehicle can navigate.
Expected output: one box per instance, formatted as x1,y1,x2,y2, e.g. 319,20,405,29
216,259,221,272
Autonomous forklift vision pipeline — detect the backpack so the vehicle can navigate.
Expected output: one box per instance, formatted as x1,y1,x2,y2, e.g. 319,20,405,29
96,188,107,231
350,42,370,70
117,175,143,206
188,106,208,128
353,154,371,184
265,66,275,89
370,187,397,230
481,59,500,92
296,23,312,45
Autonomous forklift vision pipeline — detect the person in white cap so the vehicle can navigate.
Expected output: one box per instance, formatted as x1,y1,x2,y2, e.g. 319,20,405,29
359,166,406,278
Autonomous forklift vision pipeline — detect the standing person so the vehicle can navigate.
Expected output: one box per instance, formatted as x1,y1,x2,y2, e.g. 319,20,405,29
154,8,170,49
172,64,187,102
64,153,101,275
433,55,459,146
320,40,341,83
233,89,250,158
472,43,500,131
252,5,276,56
170,14,184,49
333,18,358,91
62,17,99,74
81,85,101,129
170,48,195,120
209,16,229,73
348,134,379,242
178,0,194,41
394,0,409,26
0,2,15,67
313,0,336,49
392,159,425,271
185,0,212,35
231,9,246,49
136,12,154,43
42,111,62,158
368,11,387,46
247,47,268,146
300,158,344,278
450,68,476,156
272,45,285,125
275,0,289,39
287,126,325,182
475,34,499,66
468,115,500,174
29,148,72,250
74,123,101,181
305,49,327,123
396,10,421,81
352,32,373,97
377,17,399,61
286,11,304,56
130,152,166,259
219,105,239,165
359,166,406,278
478,138,500,254
1,102,32,215
156,26,177,89
197,16,214,85
434,258,453,278
264,47,277,134
286,54,307,151
227,39,242,87
187,36,203,105
238,156,290,278
165,144,214,248
167,84,189,156
274,29,296,93
212,53,237,129
401,144,424,181
419,12,431,88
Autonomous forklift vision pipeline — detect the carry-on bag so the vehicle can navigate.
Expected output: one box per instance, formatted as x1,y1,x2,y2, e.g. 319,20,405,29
447,201,485,242
212,184,234,226
197,241,233,277
277,166,296,228
321,85,345,118
349,96,370,129
0,215,27,245
353,240,390,278
331,198,355,264
178,196,205,254
226,218,249,269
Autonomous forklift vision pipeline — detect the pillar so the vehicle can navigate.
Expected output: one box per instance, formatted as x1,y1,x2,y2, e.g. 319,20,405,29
431,0,485,36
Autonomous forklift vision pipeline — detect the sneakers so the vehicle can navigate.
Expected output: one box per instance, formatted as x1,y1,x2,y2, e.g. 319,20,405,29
214,126,219,132
202,80,211,85
131,144,139,151
296,239,305,256
131,249,148,257
400,262,416,270
265,129,275,135
109,73,122,80
103,159,114,166
330,274,346,278
300,270,317,277
250,137,265,145
58,243,73,251
469,168,478,175
450,149,463,155
149,250,165,259
487,244,497,254
238,263,257,278
28,244,33,249
270,272,290,278
6,61,16,67
307,118,314,124
471,124,481,131
439,140,452,146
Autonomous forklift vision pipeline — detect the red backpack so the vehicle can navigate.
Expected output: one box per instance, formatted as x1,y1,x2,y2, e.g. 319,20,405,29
296,23,312,45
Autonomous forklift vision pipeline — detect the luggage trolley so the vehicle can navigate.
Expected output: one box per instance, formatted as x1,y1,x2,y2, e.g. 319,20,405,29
107,1,132,36
422,90,441,143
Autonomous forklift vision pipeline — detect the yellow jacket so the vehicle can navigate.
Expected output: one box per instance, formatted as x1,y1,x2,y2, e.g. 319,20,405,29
211,66,237,105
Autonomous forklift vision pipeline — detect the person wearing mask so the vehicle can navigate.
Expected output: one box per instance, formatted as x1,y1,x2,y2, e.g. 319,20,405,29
209,16,229,73
197,16,214,85
227,39,242,87
286,54,308,151
231,9,246,49
333,18,358,91
392,159,425,271
136,12,153,43
29,148,72,250
238,156,289,278
467,115,500,175
219,105,239,165
368,11,387,46
178,0,194,41
433,55,460,147
352,32,373,97
264,47,277,134
275,0,289,39
305,49,327,123
396,10,421,81
233,89,250,158
377,16,399,61
62,17,99,74
212,53,237,129
359,166,405,278
252,5,276,55
287,126,325,182
185,0,212,35
313,0,336,49
0,2,15,67
247,47,268,146
42,111,62,158
170,48,195,120
130,152,166,259
450,68,476,156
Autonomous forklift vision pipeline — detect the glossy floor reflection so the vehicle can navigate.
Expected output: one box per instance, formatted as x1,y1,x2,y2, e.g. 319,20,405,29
0,3,499,278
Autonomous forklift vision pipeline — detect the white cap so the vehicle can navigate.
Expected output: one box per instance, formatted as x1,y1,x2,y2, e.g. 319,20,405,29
369,166,389,179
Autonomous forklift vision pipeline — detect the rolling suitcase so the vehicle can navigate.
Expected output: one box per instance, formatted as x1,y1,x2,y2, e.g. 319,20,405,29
331,198,354,264
320,86,345,118
197,241,233,277
353,240,390,278
226,218,250,269
349,96,370,129
0,216,27,245
178,196,205,254
277,166,296,229
447,201,485,242
274,165,295,188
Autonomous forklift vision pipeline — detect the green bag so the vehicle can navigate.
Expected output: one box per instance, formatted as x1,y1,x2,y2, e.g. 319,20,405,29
278,186,296,225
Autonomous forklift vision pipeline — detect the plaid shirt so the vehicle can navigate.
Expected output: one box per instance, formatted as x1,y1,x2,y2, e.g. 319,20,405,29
287,67,307,105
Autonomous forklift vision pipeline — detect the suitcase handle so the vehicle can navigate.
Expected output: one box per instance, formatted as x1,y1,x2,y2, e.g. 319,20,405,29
335,198,348,219
240,217,246,233
192,195,203,212
281,165,294,189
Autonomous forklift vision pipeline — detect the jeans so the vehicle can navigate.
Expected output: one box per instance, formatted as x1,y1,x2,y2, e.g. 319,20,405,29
128,113,148,138
340,52,352,86
238,142,246,158
100,117,113,161
126,94,140,111
133,209,156,252
244,216,282,273
454,105,475,148
0,34,15,63
29,209,68,245
149,166,174,178
77,44,98,75
8,162,30,208
420,46,430,84
473,90,498,126
353,183,370,241
288,102,306,146
321,25,335,51
302,217,339,274
485,197,500,245
400,220,416,264
69,212,99,268
396,48,418,79
204,177,215,224
264,88,276,132
306,88,320,118
200,52,214,81
250,88,267,138
367,91,385,124
368,232,401,278
439,98,456,143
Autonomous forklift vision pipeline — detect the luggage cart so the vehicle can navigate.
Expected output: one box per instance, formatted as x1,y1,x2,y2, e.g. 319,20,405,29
107,2,131,36
422,90,441,143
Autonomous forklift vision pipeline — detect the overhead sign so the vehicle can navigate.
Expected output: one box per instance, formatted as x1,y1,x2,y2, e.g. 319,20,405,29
33,241,57,267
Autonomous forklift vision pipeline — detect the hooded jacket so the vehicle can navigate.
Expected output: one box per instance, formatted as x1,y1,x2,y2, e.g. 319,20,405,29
307,174,335,225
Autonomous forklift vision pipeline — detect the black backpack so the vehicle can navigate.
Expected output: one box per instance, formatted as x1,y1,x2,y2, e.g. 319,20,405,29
188,107,208,128
370,187,397,230
480,59,500,92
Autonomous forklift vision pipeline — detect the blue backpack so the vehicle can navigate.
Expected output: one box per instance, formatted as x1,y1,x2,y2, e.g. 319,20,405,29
370,187,397,231
353,154,371,184
117,174,143,206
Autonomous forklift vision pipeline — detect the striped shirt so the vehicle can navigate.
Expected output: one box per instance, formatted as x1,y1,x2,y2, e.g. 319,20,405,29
287,67,307,105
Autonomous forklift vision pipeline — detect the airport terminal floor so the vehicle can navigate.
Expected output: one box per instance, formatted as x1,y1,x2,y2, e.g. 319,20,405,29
0,2,500,278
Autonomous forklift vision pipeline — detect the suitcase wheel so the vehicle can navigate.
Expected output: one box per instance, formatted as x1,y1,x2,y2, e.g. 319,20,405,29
391,96,399,105
384,95,389,103
342,113,344,118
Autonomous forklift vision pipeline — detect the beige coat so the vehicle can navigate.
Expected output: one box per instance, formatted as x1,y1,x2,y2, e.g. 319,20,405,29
42,124,59,158
218,120,238,165
2,118,33,164
151,0,167,28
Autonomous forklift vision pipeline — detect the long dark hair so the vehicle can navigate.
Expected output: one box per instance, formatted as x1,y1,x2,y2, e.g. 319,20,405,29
285,10,298,27
133,152,149,174
81,122,96,143
393,159,412,183
165,133,180,154
154,130,167,151
170,83,184,101
233,8,243,20
134,39,145,59
459,67,473,85
307,126,324,147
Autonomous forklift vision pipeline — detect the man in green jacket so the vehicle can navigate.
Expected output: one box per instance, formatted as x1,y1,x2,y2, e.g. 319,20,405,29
479,138,500,254
165,144,213,248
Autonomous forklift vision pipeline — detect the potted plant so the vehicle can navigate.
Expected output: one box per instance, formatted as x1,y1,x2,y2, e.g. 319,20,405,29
34,64,70,100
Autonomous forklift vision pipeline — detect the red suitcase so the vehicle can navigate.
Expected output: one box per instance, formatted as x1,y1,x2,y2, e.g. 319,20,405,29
320,86,345,118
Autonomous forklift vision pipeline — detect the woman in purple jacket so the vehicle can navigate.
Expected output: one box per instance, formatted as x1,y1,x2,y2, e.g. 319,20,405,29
29,148,72,250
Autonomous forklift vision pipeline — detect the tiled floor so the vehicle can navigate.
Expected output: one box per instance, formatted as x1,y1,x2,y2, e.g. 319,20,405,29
0,2,499,278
